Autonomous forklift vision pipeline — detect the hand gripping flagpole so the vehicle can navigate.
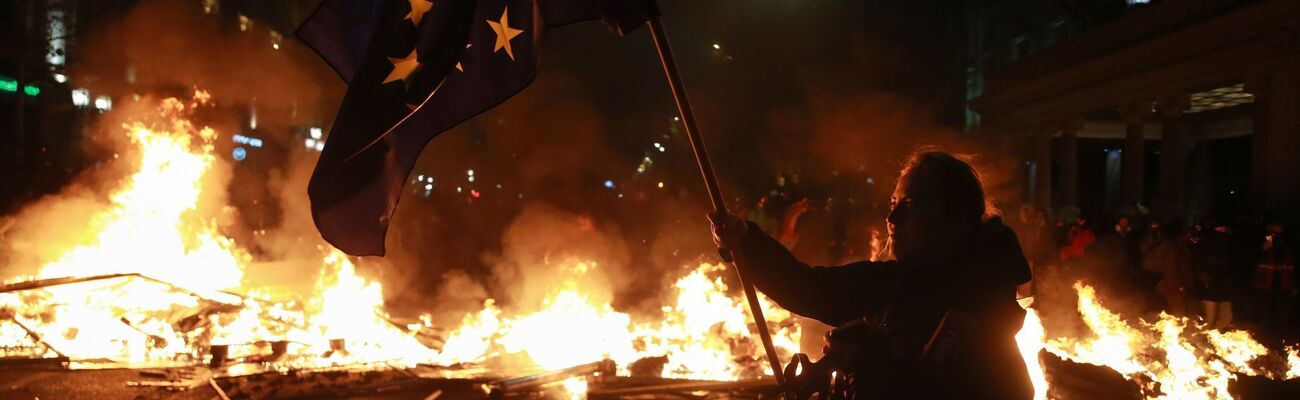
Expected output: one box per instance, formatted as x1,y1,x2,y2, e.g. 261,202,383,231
646,15,786,386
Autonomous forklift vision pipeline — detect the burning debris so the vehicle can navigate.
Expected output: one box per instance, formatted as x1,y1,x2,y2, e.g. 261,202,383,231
0,92,804,399
1016,282,1300,400
2,92,1299,399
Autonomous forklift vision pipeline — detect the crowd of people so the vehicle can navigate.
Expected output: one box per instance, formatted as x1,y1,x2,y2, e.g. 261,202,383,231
727,169,1299,343
1014,205,1298,336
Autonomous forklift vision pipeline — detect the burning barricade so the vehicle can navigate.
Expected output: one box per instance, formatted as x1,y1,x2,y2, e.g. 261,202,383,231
2,92,1300,400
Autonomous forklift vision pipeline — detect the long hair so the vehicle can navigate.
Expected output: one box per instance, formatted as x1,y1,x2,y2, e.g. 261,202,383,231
899,150,987,227
877,150,988,261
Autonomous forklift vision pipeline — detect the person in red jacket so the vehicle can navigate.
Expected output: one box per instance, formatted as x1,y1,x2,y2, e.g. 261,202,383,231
1252,223,1296,333
710,151,1032,399
1060,216,1097,262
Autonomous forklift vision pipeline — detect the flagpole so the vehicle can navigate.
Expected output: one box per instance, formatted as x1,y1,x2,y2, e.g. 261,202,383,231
646,15,786,386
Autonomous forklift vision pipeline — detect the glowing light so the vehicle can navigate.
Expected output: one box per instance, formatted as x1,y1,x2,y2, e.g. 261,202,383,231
231,134,263,148
71,88,90,107
232,147,247,161
93,96,112,111
657,182,664,189
53,73,68,83
603,180,615,189
424,183,433,191
309,127,323,139
712,43,720,50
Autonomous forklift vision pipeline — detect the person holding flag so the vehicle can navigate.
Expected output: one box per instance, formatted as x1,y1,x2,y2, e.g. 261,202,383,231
710,151,1034,399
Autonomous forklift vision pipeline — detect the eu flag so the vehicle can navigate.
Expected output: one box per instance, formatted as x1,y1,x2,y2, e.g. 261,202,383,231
299,0,655,256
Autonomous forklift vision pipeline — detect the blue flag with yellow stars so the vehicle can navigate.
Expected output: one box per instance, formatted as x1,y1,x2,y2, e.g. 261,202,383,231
298,0,655,256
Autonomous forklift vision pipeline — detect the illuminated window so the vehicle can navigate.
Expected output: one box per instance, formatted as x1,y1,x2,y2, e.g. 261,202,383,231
1186,84,1253,114
46,10,66,66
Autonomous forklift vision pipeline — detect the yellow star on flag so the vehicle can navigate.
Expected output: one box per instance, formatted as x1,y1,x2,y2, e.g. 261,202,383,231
486,8,524,60
405,0,433,27
383,48,421,84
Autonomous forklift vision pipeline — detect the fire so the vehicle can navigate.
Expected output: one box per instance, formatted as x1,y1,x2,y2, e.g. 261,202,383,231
1015,308,1048,400
37,96,246,295
1016,281,1299,400
0,92,432,373
0,90,801,398
433,261,800,380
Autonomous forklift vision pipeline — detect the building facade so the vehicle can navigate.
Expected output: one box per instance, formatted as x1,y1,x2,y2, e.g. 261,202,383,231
968,0,1300,224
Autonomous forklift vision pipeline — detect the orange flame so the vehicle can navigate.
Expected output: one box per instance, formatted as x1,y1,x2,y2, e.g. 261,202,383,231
1016,281,1295,400
0,91,802,393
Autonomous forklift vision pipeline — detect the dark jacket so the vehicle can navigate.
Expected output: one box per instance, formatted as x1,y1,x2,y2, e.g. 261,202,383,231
1143,237,1197,297
1189,233,1234,301
734,217,1033,399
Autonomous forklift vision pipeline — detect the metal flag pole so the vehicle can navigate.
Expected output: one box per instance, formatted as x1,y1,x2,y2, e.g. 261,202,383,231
645,15,786,386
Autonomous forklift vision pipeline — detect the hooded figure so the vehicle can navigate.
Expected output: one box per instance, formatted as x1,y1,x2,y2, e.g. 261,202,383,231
711,151,1033,399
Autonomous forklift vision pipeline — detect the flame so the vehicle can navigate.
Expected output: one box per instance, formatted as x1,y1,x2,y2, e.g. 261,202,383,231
433,261,800,380
37,95,246,294
1288,346,1300,379
0,91,801,396
1015,281,1297,400
1015,307,1048,400
0,93,431,373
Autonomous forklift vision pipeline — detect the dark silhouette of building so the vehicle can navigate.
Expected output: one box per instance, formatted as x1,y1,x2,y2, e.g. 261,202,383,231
966,0,1299,224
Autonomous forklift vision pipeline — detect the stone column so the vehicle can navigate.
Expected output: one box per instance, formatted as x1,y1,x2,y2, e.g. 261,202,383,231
1033,123,1053,209
1118,102,1150,208
1157,95,1191,221
1059,118,1083,210
1248,58,1300,220
1245,76,1270,210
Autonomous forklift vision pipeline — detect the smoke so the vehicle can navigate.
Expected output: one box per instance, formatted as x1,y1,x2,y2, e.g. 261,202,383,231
0,94,238,278
71,0,342,132
0,1,351,291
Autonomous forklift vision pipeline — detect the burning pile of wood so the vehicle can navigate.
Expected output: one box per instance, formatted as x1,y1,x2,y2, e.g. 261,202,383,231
7,274,1300,399
0,272,787,399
